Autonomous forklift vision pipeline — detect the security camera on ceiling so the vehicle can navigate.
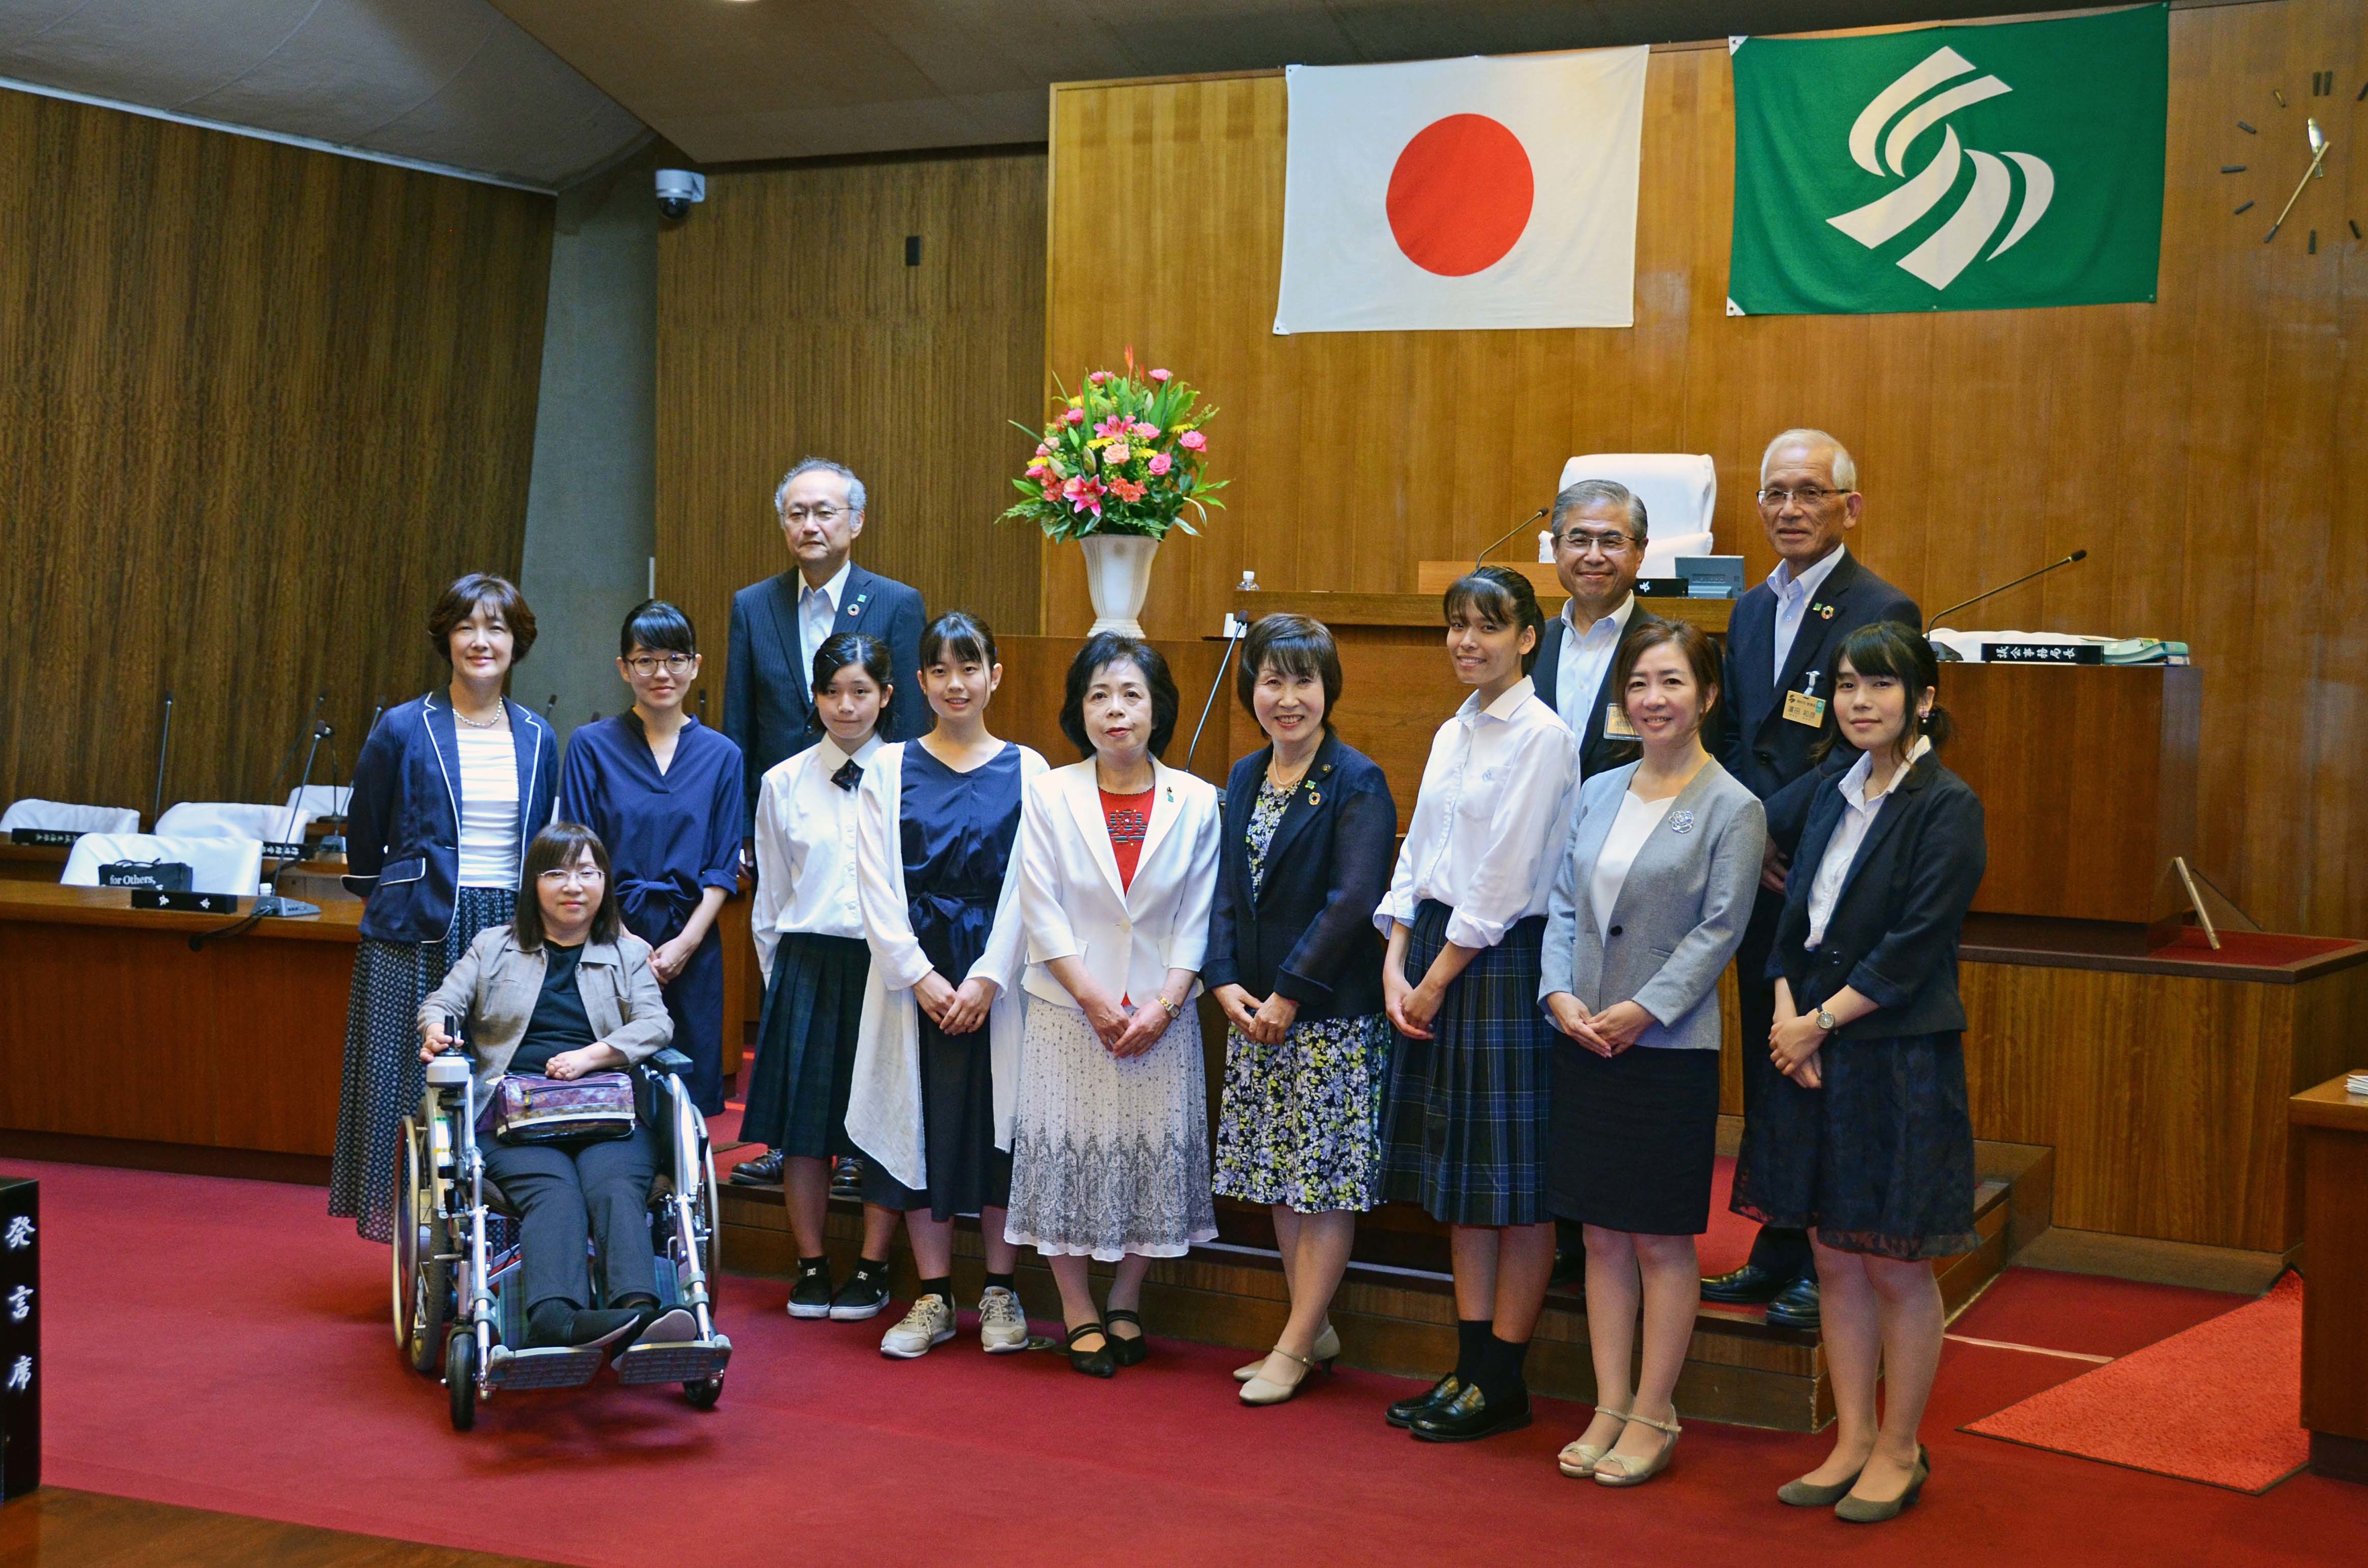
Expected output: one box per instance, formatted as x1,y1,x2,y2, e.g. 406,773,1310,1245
656,169,706,221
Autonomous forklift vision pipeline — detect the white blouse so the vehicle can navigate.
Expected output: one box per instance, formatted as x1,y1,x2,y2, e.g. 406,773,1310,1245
1805,735,1933,949
1375,676,1580,951
750,732,883,977
453,721,521,888
1590,790,1675,944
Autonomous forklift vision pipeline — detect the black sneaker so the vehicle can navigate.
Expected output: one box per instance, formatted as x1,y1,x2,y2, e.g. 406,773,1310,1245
786,1260,833,1321
729,1148,785,1188
829,1261,892,1322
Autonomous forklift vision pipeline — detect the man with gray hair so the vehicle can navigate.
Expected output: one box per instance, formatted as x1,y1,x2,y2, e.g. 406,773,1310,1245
1531,478,1663,778
1703,427,1919,1329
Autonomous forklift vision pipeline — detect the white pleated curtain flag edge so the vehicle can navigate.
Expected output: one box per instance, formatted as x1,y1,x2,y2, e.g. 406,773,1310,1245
1273,47,1649,334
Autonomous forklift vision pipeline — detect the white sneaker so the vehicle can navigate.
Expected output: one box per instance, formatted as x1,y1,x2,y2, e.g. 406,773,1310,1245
978,1286,1029,1354
880,1294,956,1359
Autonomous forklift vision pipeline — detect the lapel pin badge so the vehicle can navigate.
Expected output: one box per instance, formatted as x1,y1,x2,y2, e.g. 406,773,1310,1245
1815,602,1836,619
1306,789,1321,806
1668,809,1696,835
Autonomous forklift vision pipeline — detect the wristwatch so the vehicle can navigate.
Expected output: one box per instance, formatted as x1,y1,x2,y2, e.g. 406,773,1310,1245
1814,1008,1838,1034
1158,994,1183,1017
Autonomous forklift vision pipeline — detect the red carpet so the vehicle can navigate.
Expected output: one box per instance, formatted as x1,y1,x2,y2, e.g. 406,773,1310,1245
10,1158,2362,1568
1966,1272,2309,1493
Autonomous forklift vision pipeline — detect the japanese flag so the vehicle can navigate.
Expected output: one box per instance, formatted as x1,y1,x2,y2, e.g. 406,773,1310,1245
1274,49,1649,334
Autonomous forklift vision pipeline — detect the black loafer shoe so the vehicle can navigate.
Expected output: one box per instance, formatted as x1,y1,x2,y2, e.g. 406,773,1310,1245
1408,1382,1532,1443
1765,1274,1821,1330
829,1157,864,1198
1386,1373,1463,1429
728,1148,785,1187
1700,1262,1790,1305
1104,1308,1149,1367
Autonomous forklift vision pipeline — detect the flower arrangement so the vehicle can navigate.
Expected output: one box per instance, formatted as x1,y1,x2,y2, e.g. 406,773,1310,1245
1003,351,1226,543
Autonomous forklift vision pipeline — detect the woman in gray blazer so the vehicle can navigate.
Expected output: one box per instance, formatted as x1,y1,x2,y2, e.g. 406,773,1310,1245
1540,620,1764,1489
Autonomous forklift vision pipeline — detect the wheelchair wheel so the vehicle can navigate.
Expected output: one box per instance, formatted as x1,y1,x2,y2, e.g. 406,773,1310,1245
700,1134,724,1280
684,1374,724,1411
447,1332,477,1432
395,1122,452,1376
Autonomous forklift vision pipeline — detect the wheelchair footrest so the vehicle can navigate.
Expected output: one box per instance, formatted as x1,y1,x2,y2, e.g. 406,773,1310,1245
484,1344,605,1390
613,1335,732,1386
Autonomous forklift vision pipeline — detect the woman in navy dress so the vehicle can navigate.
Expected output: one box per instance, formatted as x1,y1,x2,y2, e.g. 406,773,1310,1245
844,612,1048,1359
558,600,744,1115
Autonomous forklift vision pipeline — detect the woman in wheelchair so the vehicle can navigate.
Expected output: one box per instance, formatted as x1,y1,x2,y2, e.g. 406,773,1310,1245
420,822,686,1354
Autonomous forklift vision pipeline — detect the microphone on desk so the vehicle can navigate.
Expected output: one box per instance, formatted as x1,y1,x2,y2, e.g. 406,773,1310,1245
253,721,333,921
543,693,559,725
1475,506,1553,569
266,690,329,807
150,689,175,827
1930,549,2088,626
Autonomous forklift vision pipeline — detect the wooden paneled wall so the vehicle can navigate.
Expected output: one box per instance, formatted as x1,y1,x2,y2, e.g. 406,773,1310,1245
0,89,553,819
1043,0,2368,940
654,150,1045,695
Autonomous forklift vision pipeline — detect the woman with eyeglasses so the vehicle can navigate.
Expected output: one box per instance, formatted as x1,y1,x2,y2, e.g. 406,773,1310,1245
559,601,745,1116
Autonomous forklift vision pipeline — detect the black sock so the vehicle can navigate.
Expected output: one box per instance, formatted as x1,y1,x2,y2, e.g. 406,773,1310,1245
528,1300,577,1343
1476,1333,1531,1405
854,1255,890,1278
918,1274,952,1304
797,1254,829,1273
1453,1318,1493,1384
983,1270,1016,1293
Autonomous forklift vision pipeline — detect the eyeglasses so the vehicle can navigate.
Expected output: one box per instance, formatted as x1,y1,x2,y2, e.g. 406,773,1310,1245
537,867,607,886
1757,486,1846,509
625,654,695,676
781,505,846,525
1556,529,1637,556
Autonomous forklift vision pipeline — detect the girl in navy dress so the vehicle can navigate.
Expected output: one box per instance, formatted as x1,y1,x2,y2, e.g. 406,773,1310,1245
843,612,1049,1359
558,600,743,1115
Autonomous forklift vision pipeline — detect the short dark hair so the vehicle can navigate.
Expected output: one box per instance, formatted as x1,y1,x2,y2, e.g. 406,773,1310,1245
1235,614,1342,728
1813,621,1954,765
618,598,697,658
920,610,998,669
1059,633,1179,758
427,574,537,664
1552,479,1650,549
812,631,892,696
1612,618,1722,724
1442,565,1547,675
512,822,620,950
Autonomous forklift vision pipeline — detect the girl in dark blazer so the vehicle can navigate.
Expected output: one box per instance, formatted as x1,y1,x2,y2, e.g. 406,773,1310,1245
1205,615,1397,1407
330,575,560,1243
1731,622,1986,1524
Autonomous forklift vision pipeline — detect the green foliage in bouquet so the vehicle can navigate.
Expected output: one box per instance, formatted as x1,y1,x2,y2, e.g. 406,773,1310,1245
1003,350,1227,543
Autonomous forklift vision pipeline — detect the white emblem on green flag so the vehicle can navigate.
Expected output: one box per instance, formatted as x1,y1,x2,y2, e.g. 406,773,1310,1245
1729,6,2167,315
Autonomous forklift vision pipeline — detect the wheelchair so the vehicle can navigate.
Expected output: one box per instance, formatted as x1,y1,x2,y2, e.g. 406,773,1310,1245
392,1038,731,1431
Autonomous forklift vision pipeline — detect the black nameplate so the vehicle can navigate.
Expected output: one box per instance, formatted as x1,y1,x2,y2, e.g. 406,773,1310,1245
99,861,191,891
261,840,307,862
8,829,79,848
1635,578,1694,598
1983,643,2103,665
129,889,244,914
1,1175,37,1498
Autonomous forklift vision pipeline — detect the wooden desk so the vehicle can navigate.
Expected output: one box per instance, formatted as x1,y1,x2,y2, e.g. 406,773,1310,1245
0,884,359,1172
2292,1075,2368,1482
0,843,68,882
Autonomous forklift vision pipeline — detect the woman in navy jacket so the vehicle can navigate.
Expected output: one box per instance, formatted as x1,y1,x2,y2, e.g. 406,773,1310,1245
329,575,559,1243
1730,622,1985,1524
1206,615,1397,1406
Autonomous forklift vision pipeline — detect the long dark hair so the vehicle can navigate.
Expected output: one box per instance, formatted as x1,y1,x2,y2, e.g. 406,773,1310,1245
512,823,620,950
1442,565,1546,675
1811,622,1954,767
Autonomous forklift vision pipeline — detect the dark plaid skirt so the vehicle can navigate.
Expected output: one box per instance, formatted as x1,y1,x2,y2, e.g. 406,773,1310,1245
1378,900,1552,1227
738,931,870,1158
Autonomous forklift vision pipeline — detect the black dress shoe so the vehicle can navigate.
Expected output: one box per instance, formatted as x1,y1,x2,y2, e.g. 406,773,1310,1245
830,1157,864,1198
1408,1382,1532,1443
1700,1262,1789,1305
728,1148,785,1187
1104,1308,1149,1367
1766,1274,1821,1330
1386,1373,1462,1429
1064,1321,1117,1379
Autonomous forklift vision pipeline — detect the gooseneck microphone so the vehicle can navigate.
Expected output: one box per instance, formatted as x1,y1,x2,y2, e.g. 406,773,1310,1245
151,689,175,825
1475,505,1553,569
1931,549,2088,625
267,690,330,806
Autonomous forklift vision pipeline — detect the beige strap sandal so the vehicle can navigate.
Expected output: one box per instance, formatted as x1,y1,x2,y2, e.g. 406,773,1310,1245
1557,1408,1632,1477
1594,1409,1683,1488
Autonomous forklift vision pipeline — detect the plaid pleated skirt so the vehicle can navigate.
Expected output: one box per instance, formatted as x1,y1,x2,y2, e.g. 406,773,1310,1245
738,931,870,1158
1378,900,1553,1227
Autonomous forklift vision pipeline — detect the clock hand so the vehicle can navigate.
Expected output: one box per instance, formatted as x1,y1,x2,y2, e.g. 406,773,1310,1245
2265,117,2329,242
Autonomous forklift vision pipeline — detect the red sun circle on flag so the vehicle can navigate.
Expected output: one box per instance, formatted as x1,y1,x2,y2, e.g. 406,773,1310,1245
1385,113,1535,277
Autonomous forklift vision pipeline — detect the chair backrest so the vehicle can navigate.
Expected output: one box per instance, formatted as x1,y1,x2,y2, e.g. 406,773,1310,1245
1556,453,1720,575
156,801,308,844
61,834,266,896
286,785,351,817
1,799,142,836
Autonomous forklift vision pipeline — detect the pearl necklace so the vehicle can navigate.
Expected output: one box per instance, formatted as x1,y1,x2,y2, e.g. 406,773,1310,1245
455,704,506,729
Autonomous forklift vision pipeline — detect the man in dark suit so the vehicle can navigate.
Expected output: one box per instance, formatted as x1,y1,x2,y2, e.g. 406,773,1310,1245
722,457,926,1187
1704,429,1920,1329
1532,478,1662,779
722,458,928,836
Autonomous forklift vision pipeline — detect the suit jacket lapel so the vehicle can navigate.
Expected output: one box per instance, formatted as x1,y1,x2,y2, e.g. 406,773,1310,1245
1603,763,1718,934
1254,733,1338,897
1568,772,1628,930
505,700,540,862
1064,765,1128,903
1532,618,1564,715
422,693,462,831
1132,759,1184,899
1830,752,1931,911
761,573,810,723
1735,589,1779,738
836,565,875,635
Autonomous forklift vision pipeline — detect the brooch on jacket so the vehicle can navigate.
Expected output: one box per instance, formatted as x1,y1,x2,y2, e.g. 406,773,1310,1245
1668,809,1696,834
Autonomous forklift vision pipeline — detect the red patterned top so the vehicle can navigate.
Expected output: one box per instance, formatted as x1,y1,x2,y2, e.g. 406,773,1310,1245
1100,787,1155,892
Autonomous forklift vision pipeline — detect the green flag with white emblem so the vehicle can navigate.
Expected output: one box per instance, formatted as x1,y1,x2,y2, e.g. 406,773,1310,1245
1728,5,2167,315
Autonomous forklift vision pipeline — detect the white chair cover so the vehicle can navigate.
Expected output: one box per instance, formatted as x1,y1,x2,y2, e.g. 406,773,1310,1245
61,834,266,896
286,785,351,817
1,799,143,836
156,801,310,844
1557,453,1720,575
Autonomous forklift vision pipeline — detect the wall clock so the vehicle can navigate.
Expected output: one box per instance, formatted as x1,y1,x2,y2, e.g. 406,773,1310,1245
2225,71,2359,251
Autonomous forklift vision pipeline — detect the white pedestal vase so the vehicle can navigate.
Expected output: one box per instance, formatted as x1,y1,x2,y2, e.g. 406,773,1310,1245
1079,533,1160,637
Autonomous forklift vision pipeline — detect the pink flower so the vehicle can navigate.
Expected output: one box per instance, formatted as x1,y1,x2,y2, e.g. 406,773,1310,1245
1148,452,1173,476
1131,421,1160,439
1033,442,1050,456
1150,368,1172,382
1094,414,1128,439
1105,442,1131,464
1087,370,1114,385
1178,429,1207,451
1061,407,1085,426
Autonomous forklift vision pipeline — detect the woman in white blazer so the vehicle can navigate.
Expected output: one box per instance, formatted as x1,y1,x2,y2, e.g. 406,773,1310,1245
843,613,1049,1361
1005,633,1222,1377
